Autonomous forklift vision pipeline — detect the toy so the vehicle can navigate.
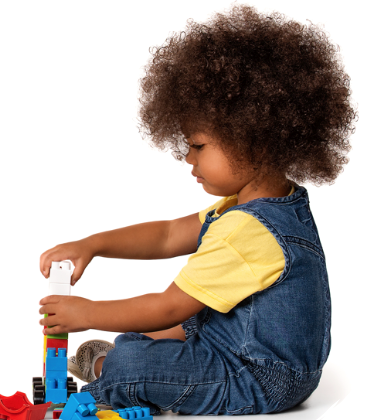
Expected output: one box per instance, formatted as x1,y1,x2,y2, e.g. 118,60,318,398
0,391,51,420
45,348,68,404
53,409,63,419
49,261,72,296
33,261,78,405
95,407,152,420
59,392,98,420
60,392,152,420
114,407,152,420
96,411,120,419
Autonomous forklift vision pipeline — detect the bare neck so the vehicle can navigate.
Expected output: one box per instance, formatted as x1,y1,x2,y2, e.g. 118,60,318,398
237,175,291,204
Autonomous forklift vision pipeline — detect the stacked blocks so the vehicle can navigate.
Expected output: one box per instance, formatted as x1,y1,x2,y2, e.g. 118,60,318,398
49,261,72,296
45,261,77,401
43,319,69,376
60,393,98,420
43,261,71,377
45,348,68,404
33,260,78,404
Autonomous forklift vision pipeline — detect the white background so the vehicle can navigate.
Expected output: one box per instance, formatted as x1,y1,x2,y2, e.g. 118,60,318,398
0,1,367,419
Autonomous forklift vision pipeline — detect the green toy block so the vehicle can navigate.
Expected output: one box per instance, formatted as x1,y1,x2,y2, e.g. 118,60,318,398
44,314,68,339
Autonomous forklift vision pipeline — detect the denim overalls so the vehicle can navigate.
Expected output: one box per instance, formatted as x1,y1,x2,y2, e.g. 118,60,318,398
83,185,331,415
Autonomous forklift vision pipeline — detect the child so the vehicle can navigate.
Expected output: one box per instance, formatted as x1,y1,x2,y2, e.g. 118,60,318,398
39,4,356,415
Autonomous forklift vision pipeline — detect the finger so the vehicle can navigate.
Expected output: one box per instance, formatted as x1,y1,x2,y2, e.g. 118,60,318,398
41,252,54,278
71,264,84,285
39,304,58,316
39,315,48,326
40,313,54,327
43,325,65,335
40,251,51,278
39,295,60,306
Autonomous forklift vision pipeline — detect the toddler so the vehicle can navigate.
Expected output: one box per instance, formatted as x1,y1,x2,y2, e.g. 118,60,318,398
39,5,356,415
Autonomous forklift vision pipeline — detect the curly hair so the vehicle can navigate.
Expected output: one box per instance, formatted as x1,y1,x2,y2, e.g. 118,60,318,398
138,4,357,185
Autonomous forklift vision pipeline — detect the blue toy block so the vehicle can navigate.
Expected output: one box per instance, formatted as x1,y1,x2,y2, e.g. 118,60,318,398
46,369,67,383
45,388,68,404
46,371,67,390
45,347,68,404
60,392,98,420
46,348,68,371
114,407,152,420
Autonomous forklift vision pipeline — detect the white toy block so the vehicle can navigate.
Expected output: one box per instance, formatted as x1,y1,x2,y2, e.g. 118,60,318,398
49,282,71,296
60,261,71,270
50,260,72,285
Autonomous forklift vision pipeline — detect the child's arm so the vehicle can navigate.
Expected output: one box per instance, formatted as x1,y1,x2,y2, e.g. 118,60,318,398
39,281,205,335
40,213,202,284
144,325,186,340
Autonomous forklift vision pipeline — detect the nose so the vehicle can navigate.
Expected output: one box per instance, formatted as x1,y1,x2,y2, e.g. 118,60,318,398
185,147,196,165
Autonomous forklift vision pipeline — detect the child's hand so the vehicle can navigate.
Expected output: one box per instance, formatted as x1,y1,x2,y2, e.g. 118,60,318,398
39,295,92,334
40,239,94,285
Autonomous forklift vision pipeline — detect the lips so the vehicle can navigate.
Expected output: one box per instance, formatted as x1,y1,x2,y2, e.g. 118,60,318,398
191,170,204,184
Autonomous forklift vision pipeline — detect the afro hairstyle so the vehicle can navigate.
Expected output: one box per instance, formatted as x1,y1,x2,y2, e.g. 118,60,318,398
138,4,357,185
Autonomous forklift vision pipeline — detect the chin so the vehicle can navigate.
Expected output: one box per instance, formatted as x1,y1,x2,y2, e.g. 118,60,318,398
202,185,226,197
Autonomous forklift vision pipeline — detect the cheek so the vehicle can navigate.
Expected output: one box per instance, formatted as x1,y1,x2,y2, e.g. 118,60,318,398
207,161,233,182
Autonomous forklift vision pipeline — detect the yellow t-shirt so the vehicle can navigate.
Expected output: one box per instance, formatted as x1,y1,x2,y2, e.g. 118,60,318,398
174,190,294,313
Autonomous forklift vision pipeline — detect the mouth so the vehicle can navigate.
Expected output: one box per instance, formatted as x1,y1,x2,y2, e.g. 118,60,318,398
192,171,204,183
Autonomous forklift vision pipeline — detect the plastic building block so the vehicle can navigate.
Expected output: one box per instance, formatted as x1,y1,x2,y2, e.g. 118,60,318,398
96,407,152,420
53,409,63,419
44,322,68,376
114,407,151,420
47,332,69,340
49,282,71,296
48,261,71,296
34,261,77,405
46,348,68,371
50,261,72,284
45,348,68,404
0,391,51,420
96,411,120,420
45,338,68,359
60,392,98,420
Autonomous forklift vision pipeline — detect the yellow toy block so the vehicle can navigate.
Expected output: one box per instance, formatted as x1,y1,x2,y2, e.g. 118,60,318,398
96,411,121,419
44,335,47,363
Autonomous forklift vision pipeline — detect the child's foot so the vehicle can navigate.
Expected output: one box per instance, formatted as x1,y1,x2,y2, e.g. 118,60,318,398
67,339,114,383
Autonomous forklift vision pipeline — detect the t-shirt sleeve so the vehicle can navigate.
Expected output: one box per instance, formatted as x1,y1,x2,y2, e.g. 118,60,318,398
175,210,285,313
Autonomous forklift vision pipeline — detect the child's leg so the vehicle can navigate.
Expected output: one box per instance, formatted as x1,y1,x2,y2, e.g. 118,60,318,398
92,325,186,379
94,356,105,378
81,332,232,415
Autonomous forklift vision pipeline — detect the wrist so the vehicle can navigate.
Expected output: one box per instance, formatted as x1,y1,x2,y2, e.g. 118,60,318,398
81,234,101,259
81,298,95,330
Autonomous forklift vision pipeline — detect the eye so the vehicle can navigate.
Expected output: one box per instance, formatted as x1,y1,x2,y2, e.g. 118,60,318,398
189,144,204,150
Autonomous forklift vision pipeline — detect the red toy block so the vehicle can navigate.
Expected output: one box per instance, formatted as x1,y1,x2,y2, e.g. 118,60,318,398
46,338,68,354
53,409,63,419
0,391,51,420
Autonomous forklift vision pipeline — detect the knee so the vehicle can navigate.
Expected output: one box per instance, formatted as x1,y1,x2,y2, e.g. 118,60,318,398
100,333,154,382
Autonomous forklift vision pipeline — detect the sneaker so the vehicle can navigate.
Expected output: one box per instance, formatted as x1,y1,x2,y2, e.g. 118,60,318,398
68,340,114,383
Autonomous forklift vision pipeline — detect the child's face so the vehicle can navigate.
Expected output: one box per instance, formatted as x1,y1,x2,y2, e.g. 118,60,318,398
185,133,252,198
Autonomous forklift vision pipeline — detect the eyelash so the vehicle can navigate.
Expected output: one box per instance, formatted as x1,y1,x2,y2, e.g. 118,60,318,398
189,144,204,150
